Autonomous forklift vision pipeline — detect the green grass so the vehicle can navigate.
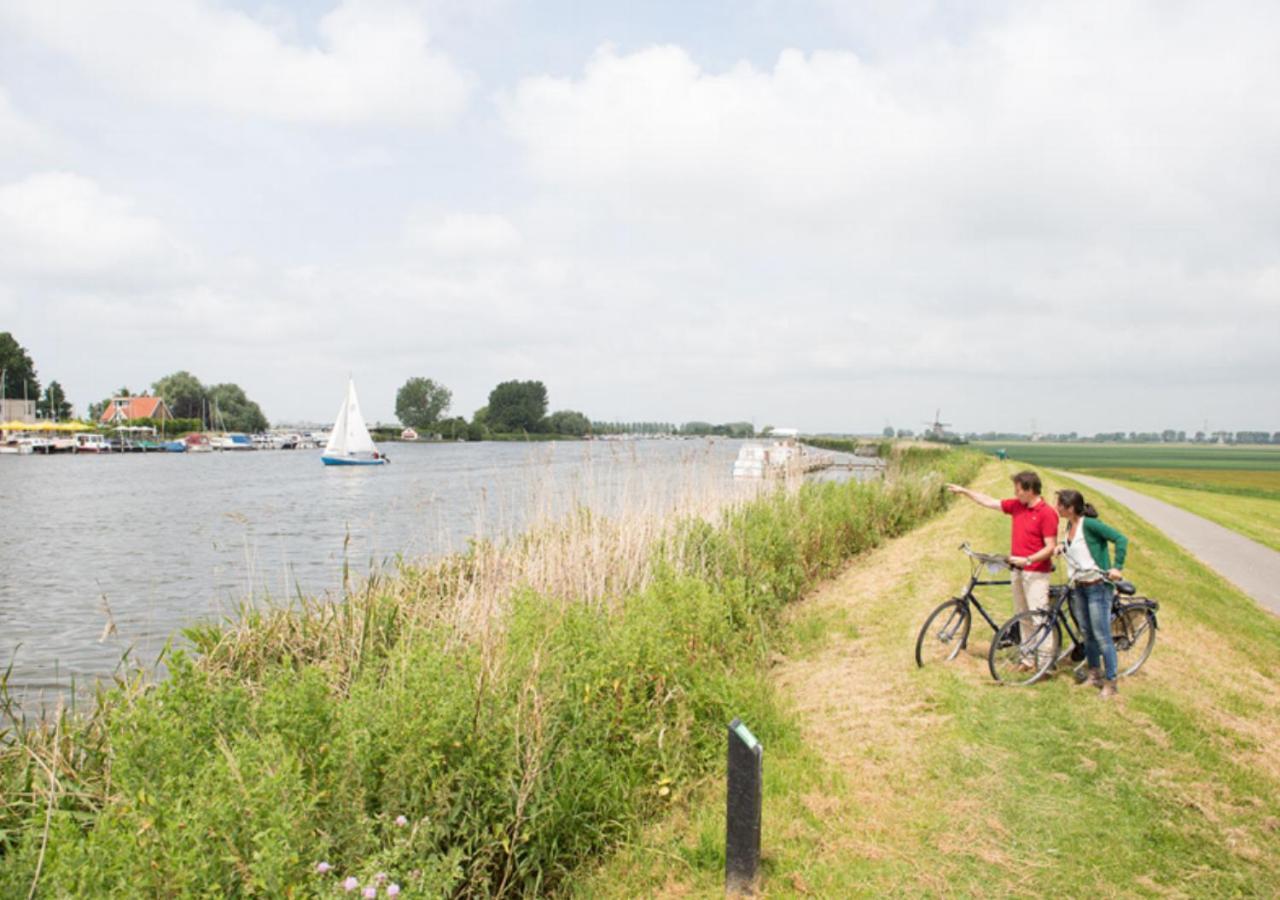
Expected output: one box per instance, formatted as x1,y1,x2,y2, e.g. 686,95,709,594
1089,467,1280,500
971,441,1280,471
1111,479,1280,553
579,462,1280,896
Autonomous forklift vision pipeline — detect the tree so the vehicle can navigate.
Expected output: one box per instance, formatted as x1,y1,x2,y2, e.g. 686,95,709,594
545,409,591,436
36,381,72,420
486,380,548,432
0,332,40,400
883,426,895,438
395,377,452,430
206,383,269,432
152,370,208,419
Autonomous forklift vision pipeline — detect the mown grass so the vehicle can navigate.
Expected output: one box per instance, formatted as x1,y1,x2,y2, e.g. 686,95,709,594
1090,467,1280,500
972,441,1280,471
0,449,981,897
1109,479,1280,553
580,462,1280,897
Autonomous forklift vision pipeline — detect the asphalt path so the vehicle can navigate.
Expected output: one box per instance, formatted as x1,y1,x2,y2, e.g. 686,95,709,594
1069,472,1280,616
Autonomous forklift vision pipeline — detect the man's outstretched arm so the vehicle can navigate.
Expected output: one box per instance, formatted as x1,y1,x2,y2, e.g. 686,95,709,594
945,484,1002,510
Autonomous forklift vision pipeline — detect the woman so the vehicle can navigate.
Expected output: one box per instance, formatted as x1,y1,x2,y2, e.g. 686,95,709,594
1055,489,1129,698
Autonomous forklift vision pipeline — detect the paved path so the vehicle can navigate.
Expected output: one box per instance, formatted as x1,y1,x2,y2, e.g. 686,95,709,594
1069,472,1280,616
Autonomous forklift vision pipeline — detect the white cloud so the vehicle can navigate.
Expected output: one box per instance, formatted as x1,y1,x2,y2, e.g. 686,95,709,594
0,0,470,126
0,87,50,161
0,172,188,282
492,3,1280,427
404,212,523,256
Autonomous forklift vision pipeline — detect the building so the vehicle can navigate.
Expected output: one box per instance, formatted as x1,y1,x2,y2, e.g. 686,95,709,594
99,396,174,424
0,398,36,423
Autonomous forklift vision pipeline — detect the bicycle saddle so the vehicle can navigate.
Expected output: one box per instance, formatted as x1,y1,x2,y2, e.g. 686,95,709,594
1113,580,1136,596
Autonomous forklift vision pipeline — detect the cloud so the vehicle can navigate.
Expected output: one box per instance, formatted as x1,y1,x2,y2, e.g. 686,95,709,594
404,212,523,257
0,87,51,162
0,172,189,283
0,0,470,126
492,3,1280,425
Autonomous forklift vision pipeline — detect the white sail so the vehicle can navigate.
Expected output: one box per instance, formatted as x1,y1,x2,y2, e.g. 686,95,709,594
324,379,377,456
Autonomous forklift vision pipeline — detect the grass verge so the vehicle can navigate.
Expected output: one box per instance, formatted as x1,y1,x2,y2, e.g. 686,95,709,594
0,450,980,897
580,461,1280,897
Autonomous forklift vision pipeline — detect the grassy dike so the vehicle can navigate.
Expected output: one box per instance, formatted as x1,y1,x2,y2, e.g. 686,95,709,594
0,449,981,897
581,461,1280,897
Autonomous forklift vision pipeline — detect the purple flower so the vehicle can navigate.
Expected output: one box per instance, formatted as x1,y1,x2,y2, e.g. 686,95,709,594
316,861,333,874
342,876,359,892
362,888,377,900
375,872,388,884
394,814,408,827
387,885,401,898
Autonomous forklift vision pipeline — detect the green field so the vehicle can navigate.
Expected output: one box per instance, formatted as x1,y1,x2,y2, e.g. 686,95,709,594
1090,467,1280,500
971,441,1280,471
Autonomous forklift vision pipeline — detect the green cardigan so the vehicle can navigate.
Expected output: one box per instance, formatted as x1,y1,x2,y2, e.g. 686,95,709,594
1080,517,1128,571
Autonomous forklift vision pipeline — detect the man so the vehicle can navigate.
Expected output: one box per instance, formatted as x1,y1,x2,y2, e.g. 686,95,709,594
946,470,1059,631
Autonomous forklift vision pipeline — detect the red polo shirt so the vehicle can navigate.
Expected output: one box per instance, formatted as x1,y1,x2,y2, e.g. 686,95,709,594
1000,497,1059,573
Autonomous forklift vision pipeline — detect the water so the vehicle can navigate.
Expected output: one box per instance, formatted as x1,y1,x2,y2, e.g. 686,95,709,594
0,439,876,708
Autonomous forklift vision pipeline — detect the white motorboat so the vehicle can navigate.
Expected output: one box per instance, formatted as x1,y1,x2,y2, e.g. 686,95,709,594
732,428,830,478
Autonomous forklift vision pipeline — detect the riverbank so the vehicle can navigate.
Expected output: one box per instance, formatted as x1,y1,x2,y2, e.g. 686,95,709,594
0,447,980,895
580,462,1280,896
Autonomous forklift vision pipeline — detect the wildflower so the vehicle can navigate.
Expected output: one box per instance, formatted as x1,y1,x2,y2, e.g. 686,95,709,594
374,871,388,883
395,814,408,827
363,889,377,900
387,885,401,898
343,876,359,892
411,869,422,879
316,861,333,874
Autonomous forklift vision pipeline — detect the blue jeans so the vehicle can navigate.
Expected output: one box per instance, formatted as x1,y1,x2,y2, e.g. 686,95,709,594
1071,581,1118,681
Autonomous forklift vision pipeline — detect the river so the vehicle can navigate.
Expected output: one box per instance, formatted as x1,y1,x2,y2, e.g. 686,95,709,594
0,439,877,709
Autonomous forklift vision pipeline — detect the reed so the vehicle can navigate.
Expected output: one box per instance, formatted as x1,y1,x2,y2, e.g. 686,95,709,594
0,447,980,897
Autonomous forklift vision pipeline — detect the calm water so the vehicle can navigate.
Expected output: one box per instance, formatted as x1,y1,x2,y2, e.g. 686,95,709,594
1,439,873,706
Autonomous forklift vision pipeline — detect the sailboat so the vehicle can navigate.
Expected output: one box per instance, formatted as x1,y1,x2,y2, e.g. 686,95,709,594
321,378,388,466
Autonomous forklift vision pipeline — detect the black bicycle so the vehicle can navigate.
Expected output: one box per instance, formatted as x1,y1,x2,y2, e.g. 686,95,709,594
988,577,1160,686
915,543,1015,667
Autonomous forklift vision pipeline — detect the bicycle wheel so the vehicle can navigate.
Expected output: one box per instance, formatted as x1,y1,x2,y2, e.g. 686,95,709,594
915,599,972,667
1113,605,1157,677
989,610,1060,686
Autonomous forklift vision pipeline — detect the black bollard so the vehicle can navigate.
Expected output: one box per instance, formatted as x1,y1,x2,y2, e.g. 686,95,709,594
725,717,762,895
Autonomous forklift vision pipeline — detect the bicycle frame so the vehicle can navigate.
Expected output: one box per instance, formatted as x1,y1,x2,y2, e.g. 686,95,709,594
959,567,1011,634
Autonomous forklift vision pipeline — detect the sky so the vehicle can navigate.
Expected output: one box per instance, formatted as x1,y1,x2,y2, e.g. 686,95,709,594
1,0,1277,434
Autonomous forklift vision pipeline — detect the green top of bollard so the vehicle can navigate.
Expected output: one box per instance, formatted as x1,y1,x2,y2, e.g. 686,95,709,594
731,719,761,752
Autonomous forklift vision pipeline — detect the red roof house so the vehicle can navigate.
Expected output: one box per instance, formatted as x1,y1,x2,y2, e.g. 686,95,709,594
99,396,174,423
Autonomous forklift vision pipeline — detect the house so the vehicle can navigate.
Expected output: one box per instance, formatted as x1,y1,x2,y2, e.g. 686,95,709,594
99,396,174,424
0,398,36,424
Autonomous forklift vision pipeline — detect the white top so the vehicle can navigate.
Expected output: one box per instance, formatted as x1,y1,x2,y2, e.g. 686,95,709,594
1063,518,1103,585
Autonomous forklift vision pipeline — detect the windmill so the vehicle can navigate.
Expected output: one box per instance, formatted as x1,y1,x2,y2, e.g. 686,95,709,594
923,409,951,440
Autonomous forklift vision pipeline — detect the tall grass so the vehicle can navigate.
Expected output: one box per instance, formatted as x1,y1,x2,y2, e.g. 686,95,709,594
0,448,981,897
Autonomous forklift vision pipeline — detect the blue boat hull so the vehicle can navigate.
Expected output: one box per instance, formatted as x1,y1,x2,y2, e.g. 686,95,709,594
321,455,388,466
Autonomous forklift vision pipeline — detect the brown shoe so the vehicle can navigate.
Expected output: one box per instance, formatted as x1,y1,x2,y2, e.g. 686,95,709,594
1099,679,1118,699
1081,666,1103,688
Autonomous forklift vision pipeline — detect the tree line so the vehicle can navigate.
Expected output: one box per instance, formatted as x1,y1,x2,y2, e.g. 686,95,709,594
394,377,757,440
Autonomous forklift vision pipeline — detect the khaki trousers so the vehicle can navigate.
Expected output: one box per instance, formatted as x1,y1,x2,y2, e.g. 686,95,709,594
1011,570,1052,665
1011,569,1051,618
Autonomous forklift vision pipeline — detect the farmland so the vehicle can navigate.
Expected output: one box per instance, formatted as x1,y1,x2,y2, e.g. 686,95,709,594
1088,468,1280,500
971,441,1280,472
